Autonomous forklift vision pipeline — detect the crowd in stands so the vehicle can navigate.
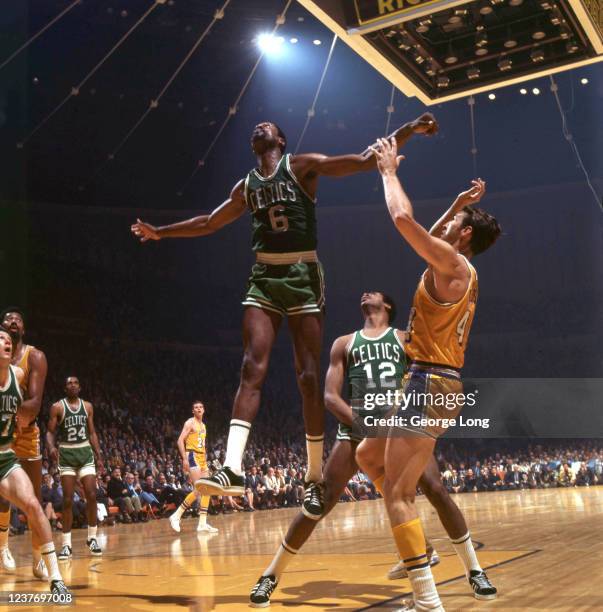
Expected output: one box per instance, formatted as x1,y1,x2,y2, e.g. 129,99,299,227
5,338,603,534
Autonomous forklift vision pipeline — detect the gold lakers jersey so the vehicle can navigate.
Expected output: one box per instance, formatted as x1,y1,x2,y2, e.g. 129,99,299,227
185,420,206,454
404,257,478,369
13,344,42,460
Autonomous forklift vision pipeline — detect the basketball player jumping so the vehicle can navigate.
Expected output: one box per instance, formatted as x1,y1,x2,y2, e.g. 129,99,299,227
169,401,218,534
131,113,437,520
0,308,49,580
0,328,70,595
357,137,501,611
46,376,103,561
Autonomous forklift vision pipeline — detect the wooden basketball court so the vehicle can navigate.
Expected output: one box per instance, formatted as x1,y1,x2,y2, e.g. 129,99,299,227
4,487,602,610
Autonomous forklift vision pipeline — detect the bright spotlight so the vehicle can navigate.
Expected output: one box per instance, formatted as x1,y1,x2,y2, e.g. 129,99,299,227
519,88,528,94
532,87,540,95
257,33,285,56
580,77,589,85
290,37,298,44
313,39,322,45
488,93,496,100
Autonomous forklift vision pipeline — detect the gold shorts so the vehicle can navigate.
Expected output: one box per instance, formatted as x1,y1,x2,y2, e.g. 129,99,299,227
13,424,42,461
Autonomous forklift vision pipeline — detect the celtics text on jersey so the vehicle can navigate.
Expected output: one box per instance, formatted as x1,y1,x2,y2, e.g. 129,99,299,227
0,366,22,447
346,327,406,420
57,399,89,446
244,154,317,253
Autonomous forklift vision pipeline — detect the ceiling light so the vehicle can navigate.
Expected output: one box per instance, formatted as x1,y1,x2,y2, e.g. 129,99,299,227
559,26,571,39
290,37,298,44
498,57,513,71
550,13,562,25
257,33,285,55
566,40,579,53
437,75,450,88
532,87,540,95
467,66,480,79
580,77,588,84
504,38,518,48
509,0,523,5
539,0,554,8
520,88,528,94
425,62,437,76
479,3,494,15
532,29,546,40
488,93,496,100
313,39,322,45
444,54,458,64
414,52,426,64
476,31,488,47
531,48,545,62
448,9,467,24
475,47,489,56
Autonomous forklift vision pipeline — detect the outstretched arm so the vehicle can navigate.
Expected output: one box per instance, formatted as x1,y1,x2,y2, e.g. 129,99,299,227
429,179,486,237
131,179,247,242
291,113,438,179
372,137,460,276
324,334,354,426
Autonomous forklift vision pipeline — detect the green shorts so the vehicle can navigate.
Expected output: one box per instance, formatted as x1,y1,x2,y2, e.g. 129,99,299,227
58,444,96,478
0,449,21,481
243,256,325,317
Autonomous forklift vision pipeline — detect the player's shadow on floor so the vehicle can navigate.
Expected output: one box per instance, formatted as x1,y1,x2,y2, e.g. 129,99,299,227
277,579,410,610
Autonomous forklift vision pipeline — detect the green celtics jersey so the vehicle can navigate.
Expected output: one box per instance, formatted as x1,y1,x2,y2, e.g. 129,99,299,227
0,366,22,446
244,154,317,253
346,328,406,415
57,398,89,445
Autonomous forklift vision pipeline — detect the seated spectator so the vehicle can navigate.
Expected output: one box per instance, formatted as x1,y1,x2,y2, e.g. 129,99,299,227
107,467,142,523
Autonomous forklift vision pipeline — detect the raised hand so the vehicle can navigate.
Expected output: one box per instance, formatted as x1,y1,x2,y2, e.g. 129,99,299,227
412,112,438,136
456,179,486,207
131,218,160,242
370,137,405,175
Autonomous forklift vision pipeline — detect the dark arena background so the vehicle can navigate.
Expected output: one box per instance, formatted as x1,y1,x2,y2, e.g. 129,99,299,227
1,1,602,610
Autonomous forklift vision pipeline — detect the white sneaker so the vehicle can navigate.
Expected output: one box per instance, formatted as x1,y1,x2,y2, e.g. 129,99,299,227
169,513,181,533
1,546,15,572
197,523,218,533
33,558,48,581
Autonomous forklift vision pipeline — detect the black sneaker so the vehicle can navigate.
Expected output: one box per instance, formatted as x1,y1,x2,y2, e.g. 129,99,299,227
302,481,324,520
58,545,72,562
469,570,497,600
50,579,71,596
87,538,102,556
249,574,278,608
195,467,245,496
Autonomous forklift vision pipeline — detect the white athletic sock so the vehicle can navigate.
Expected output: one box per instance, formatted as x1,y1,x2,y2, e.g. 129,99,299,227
32,545,42,563
224,419,251,475
304,434,324,482
408,565,443,610
87,526,97,540
40,542,62,582
263,541,298,580
451,531,482,577
62,532,72,548
198,495,210,527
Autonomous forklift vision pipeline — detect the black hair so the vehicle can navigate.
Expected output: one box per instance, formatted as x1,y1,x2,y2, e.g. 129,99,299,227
460,207,501,255
380,293,397,324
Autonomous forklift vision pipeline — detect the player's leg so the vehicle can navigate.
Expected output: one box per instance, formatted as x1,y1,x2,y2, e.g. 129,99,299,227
250,440,358,608
0,465,69,594
19,458,47,575
197,307,282,496
419,456,496,600
58,474,75,561
383,435,443,612
287,312,324,519
81,472,102,556
171,461,200,533
195,469,217,533
0,496,14,571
